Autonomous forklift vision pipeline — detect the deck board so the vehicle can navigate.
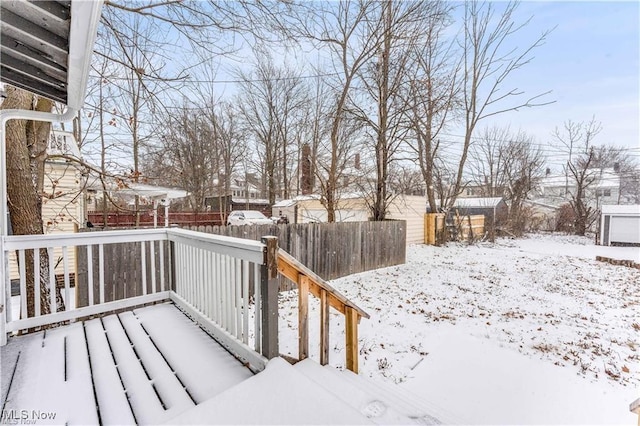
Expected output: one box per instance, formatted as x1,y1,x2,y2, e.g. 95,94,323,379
119,311,195,420
84,318,136,425
134,303,253,403
1,323,99,424
102,314,166,424
1,302,253,425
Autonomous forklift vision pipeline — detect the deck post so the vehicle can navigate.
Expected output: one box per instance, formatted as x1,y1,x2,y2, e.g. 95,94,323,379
319,289,329,365
345,306,359,373
260,236,279,359
298,275,309,361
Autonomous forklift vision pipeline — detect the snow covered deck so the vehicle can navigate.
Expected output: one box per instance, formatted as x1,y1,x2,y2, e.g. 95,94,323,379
1,301,451,425
1,302,252,424
0,228,376,424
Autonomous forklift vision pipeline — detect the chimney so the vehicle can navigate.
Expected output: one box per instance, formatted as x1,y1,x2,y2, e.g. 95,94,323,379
613,162,620,173
354,153,361,170
545,168,551,176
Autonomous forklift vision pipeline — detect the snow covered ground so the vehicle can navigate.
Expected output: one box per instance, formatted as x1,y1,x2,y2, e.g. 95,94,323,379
278,233,640,424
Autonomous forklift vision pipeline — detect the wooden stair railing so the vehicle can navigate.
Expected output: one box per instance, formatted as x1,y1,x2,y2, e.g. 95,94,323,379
277,249,370,373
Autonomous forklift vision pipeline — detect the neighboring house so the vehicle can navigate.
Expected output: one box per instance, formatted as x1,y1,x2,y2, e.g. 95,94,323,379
599,204,640,246
534,168,620,208
458,184,506,199
529,168,621,232
9,130,85,283
205,175,271,216
228,177,262,200
272,194,428,244
42,129,86,234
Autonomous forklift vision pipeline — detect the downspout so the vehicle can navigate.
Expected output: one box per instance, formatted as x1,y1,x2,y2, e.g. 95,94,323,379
0,107,76,345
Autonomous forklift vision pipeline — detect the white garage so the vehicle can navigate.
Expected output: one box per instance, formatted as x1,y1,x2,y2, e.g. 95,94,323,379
600,205,640,246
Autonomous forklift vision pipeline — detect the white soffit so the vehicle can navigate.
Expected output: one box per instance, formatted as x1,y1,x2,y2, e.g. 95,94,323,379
0,0,103,109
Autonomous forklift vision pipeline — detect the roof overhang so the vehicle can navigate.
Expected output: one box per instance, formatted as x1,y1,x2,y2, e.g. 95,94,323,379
87,178,189,203
0,0,103,109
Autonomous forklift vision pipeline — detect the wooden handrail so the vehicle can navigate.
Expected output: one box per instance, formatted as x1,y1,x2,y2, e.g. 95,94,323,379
277,250,369,318
277,249,369,373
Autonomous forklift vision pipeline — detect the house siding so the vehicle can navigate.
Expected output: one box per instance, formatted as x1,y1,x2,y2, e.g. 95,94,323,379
387,196,427,244
9,160,84,281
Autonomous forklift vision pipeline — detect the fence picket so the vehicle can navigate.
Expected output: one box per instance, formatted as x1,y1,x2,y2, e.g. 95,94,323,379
99,244,105,304
150,241,156,294
18,250,26,319
242,260,249,345
87,245,93,306
235,258,242,340
48,248,55,314
254,262,261,353
62,247,70,308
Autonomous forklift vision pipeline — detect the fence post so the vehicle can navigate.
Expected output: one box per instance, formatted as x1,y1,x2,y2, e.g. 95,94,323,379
260,236,279,359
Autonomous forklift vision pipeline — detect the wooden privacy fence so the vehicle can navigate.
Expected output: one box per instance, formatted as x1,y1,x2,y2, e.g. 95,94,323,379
184,221,407,282
76,236,172,307
424,213,485,245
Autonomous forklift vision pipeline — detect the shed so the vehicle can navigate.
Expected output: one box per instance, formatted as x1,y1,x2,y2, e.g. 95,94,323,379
272,195,369,224
600,205,640,246
272,194,427,245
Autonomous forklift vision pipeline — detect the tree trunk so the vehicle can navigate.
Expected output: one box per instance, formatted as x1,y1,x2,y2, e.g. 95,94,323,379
2,86,65,317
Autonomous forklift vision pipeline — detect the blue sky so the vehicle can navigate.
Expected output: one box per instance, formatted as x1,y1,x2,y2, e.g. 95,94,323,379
487,1,639,152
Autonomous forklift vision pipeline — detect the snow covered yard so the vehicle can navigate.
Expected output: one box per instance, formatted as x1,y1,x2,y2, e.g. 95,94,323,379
277,233,640,424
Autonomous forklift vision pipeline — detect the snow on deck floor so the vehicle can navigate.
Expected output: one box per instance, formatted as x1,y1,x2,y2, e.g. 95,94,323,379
0,302,252,425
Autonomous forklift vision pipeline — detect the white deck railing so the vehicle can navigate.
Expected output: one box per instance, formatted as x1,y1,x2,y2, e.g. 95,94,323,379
167,229,272,370
1,228,274,372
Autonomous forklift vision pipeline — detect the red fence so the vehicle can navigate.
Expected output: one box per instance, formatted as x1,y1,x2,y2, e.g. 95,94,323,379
88,211,226,227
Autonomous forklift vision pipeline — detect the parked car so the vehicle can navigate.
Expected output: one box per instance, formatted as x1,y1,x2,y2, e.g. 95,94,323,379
226,210,274,226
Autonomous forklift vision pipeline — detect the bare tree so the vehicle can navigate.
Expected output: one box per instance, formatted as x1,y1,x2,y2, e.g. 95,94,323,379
235,54,306,204
297,77,334,196
284,0,388,222
553,118,602,235
450,1,553,209
348,1,439,220
469,126,545,234
407,8,459,212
